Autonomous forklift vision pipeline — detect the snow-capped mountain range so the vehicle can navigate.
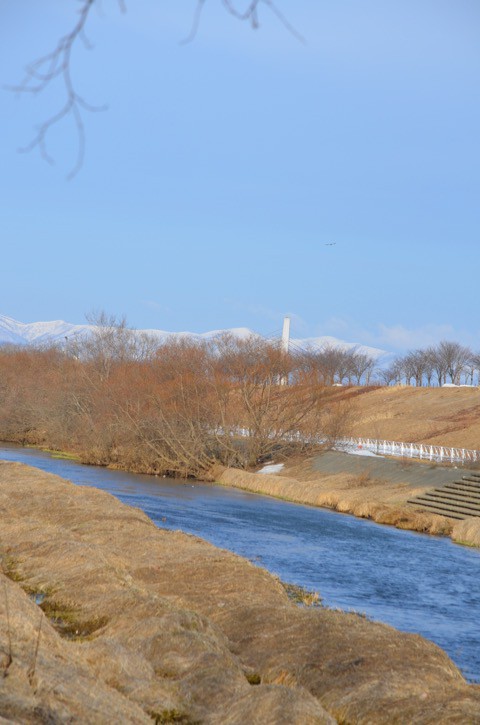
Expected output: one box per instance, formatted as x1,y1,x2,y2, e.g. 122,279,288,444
0,314,387,359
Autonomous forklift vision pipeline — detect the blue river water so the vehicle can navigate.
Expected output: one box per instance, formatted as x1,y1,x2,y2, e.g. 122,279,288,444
1,442,480,683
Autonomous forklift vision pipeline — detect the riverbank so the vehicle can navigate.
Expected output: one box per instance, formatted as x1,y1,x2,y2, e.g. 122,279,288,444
7,438,480,549
214,457,480,548
1,460,480,723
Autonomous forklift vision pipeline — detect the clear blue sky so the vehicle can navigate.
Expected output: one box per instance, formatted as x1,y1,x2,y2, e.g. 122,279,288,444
1,1,479,352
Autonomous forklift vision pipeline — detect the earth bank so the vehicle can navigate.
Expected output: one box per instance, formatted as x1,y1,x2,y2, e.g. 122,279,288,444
1,460,480,723
214,456,480,548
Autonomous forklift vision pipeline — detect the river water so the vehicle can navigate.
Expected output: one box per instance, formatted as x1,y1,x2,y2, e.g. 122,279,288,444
1,443,479,683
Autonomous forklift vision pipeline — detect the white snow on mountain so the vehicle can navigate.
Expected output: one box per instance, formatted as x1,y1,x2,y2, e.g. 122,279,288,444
0,314,387,359
0,314,92,346
141,326,256,344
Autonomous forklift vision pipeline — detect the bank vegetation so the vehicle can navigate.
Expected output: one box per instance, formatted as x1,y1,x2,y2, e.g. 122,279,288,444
0,317,357,477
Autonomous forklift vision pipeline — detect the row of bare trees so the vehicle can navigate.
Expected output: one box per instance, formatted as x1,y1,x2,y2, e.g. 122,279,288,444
0,319,355,477
380,341,480,387
292,346,376,386
295,340,480,388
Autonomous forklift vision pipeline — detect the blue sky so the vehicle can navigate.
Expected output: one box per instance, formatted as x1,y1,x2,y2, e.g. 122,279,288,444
1,1,479,352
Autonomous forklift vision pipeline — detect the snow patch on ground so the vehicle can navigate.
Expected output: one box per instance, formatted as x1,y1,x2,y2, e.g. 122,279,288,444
335,443,382,458
258,463,285,474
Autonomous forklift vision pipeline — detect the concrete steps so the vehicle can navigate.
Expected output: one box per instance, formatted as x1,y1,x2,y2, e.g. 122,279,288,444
407,473,480,520
442,484,480,497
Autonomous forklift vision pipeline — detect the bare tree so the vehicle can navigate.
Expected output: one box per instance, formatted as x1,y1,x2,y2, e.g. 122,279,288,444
209,335,325,467
379,358,405,386
437,340,472,385
77,311,157,380
377,365,397,386
469,352,480,386
466,349,479,386
423,346,436,387
431,346,447,386
304,346,346,386
386,341,474,387
349,350,376,385
403,349,428,387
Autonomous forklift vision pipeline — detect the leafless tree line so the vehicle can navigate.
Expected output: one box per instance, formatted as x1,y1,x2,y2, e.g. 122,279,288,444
291,346,376,386
380,341,480,387
292,339,480,388
0,316,354,478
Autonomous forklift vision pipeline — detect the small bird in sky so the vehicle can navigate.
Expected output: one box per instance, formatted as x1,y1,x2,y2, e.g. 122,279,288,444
325,243,336,246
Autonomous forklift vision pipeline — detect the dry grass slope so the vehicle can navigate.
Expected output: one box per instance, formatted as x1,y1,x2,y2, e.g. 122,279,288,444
338,385,480,450
0,461,480,723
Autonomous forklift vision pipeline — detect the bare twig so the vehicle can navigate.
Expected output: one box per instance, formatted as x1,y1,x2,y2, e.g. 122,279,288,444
2,578,12,678
222,0,304,41
184,0,304,44
9,0,115,179
181,0,207,44
28,611,43,686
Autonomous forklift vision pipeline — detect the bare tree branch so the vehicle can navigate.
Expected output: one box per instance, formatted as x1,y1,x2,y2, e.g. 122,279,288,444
181,0,208,44
222,0,304,42
183,0,304,44
10,1,301,178
8,0,113,179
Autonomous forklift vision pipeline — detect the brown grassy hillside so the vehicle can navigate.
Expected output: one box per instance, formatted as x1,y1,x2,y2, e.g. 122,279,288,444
333,386,480,450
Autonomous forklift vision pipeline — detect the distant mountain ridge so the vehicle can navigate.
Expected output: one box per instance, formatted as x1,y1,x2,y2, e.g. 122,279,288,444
0,314,387,359
0,315,92,346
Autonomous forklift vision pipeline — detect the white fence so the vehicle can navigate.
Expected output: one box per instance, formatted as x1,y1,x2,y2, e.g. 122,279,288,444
339,437,480,465
223,427,480,466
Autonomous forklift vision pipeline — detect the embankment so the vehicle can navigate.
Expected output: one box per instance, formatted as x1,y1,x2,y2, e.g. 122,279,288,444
334,385,480,450
1,460,480,723
216,463,480,548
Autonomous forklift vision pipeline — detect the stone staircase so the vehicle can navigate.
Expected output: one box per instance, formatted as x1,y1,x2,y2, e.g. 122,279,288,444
407,473,480,520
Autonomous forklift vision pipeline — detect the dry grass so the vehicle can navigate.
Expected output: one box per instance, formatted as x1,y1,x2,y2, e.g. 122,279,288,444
337,385,480,450
0,571,149,723
218,467,454,538
452,518,480,548
281,582,322,607
1,460,480,724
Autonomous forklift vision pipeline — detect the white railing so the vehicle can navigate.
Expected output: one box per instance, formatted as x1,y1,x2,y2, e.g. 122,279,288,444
217,427,480,465
337,437,480,465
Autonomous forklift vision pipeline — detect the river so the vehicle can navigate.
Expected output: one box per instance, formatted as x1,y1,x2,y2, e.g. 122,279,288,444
1,442,479,683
